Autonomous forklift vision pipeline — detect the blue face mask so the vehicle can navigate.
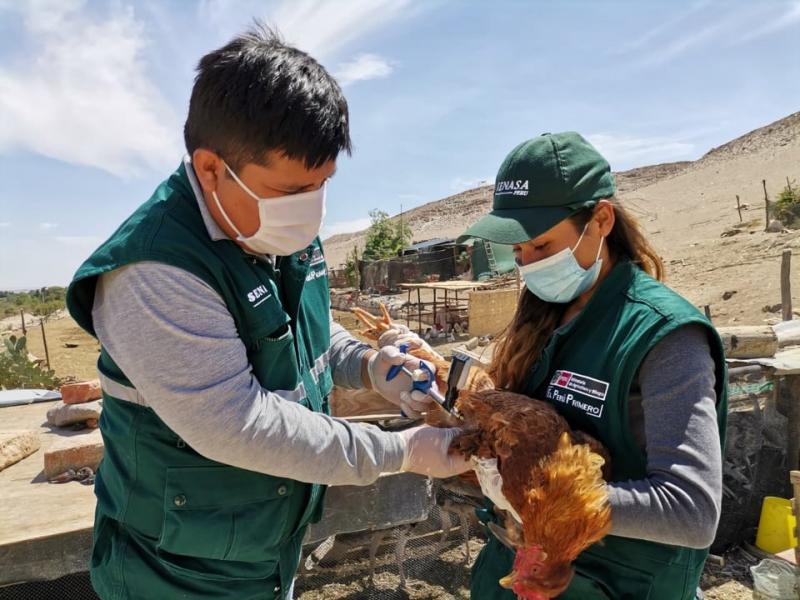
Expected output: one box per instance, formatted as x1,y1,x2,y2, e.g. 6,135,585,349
517,225,604,303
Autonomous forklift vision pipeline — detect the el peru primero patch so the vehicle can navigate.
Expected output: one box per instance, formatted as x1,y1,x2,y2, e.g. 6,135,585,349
550,370,609,402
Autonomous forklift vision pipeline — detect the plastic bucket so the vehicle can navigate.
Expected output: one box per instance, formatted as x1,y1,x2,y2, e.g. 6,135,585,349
755,496,798,554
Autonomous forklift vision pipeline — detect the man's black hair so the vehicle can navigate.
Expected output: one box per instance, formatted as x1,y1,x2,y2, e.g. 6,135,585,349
184,23,351,170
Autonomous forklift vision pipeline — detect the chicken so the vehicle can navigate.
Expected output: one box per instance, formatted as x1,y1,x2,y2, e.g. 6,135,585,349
451,389,612,600
351,305,612,599
350,304,493,427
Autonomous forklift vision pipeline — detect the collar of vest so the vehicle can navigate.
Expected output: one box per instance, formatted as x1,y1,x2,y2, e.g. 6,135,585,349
556,260,635,335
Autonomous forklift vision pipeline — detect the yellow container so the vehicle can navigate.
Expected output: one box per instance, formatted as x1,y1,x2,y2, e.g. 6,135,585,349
755,496,798,554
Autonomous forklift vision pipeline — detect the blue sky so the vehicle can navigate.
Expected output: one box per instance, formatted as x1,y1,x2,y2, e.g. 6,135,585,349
1,0,799,289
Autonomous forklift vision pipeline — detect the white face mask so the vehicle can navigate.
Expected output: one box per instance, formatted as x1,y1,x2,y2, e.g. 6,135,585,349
212,161,327,256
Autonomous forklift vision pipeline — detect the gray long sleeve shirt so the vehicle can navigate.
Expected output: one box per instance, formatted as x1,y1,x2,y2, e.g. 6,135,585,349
93,262,405,487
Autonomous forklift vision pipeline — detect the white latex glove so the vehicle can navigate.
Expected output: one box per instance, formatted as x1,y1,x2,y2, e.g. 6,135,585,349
397,426,472,478
367,345,438,418
377,328,445,362
471,456,523,523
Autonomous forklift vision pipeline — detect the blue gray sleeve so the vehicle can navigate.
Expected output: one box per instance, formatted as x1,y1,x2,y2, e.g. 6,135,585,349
91,262,405,486
607,324,723,549
329,317,373,389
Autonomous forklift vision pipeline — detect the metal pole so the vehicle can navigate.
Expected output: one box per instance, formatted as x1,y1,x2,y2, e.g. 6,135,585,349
736,195,742,223
40,319,51,370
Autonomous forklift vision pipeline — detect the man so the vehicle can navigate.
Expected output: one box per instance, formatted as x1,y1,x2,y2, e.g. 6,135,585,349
67,25,469,600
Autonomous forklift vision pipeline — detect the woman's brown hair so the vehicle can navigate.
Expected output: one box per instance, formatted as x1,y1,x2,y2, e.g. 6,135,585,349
488,198,664,392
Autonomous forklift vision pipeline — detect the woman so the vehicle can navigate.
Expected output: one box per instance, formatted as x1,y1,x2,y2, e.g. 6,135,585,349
460,132,727,599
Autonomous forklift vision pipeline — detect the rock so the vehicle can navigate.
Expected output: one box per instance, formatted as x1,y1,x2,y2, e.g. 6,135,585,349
60,380,102,405
763,303,782,314
0,430,41,472
766,219,784,233
46,400,102,427
43,430,104,478
721,228,742,238
722,290,737,300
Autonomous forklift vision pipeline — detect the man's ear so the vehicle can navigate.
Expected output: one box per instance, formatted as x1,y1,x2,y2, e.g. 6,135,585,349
192,149,223,193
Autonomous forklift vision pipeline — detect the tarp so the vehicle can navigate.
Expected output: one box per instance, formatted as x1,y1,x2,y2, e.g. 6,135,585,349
0,389,61,408
469,240,516,280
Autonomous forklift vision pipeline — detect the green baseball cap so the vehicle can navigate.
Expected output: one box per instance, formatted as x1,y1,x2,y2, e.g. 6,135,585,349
460,132,616,244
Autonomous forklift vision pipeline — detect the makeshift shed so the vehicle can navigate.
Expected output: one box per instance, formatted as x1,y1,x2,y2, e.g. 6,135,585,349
469,239,516,280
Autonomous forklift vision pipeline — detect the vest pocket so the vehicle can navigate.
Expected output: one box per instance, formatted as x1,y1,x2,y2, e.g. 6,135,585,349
249,325,305,399
572,550,656,599
158,467,294,565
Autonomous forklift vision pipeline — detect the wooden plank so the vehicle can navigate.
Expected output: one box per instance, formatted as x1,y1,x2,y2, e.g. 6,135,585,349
791,470,800,566
330,387,400,418
716,325,778,359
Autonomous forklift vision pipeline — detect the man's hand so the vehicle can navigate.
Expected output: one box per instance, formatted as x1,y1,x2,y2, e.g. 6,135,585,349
471,456,522,523
396,425,471,478
366,346,437,418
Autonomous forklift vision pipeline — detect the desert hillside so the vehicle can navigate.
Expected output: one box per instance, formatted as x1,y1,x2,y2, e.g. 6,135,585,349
324,112,800,326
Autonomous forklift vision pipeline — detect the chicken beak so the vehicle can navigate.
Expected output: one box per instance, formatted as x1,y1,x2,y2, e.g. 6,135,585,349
498,572,515,589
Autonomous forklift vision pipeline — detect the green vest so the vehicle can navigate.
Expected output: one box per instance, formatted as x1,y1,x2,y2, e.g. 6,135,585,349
471,262,728,600
67,163,334,600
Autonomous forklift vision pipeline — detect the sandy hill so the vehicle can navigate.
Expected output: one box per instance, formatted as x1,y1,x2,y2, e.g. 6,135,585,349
324,112,800,326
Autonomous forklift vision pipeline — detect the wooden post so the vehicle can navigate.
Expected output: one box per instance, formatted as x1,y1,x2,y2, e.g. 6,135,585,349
433,288,438,332
704,305,711,320
735,195,742,223
791,470,800,566
417,288,422,335
787,377,800,472
20,309,26,336
763,179,770,230
40,319,50,370
781,250,793,321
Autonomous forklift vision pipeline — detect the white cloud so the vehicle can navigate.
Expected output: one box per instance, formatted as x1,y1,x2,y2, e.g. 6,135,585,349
335,54,394,86
586,133,697,167
0,222,10,228
0,1,181,178
320,217,372,239
197,0,418,61
39,222,60,230
611,1,711,55
733,1,800,45
270,0,413,60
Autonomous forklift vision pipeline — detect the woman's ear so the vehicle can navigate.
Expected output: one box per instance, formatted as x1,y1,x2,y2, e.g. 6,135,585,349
594,200,616,237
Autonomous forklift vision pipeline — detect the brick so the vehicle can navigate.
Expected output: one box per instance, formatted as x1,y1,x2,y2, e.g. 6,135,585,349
46,401,101,428
43,430,104,478
60,380,102,405
0,430,41,472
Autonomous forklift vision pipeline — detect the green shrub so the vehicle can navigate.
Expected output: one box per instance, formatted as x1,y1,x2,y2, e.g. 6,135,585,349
0,335,61,390
774,179,800,227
